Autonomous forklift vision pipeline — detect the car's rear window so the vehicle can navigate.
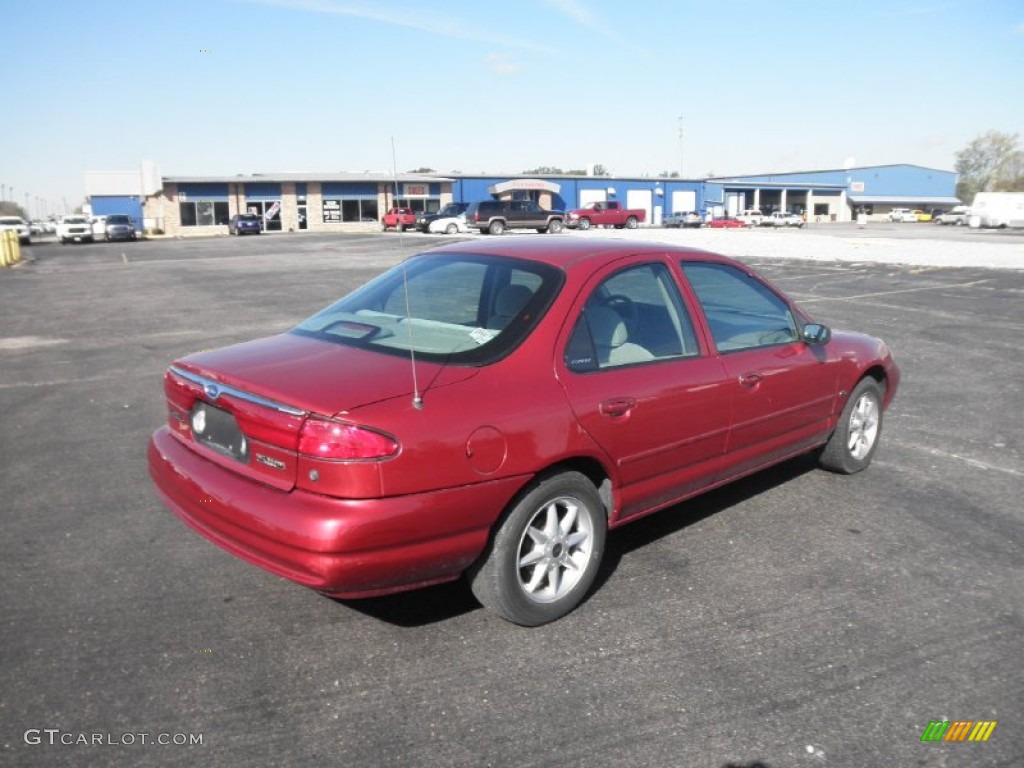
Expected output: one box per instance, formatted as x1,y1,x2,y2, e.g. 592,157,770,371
291,253,563,365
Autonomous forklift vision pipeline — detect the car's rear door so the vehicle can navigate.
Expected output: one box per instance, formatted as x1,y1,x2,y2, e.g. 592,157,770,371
556,255,732,523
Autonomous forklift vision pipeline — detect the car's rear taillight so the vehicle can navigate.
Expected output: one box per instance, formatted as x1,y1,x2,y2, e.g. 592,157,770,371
298,418,398,460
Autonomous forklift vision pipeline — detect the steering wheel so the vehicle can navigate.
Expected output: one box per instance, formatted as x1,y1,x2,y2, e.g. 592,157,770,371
601,294,640,332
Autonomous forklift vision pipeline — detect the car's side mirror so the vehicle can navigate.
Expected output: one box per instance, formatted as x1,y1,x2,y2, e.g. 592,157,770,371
802,323,831,345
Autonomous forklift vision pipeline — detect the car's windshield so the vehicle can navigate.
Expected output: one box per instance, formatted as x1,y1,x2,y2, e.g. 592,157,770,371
291,253,563,365
107,216,131,224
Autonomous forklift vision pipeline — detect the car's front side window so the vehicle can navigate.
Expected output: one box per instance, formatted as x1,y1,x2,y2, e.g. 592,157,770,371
565,263,699,372
681,262,798,352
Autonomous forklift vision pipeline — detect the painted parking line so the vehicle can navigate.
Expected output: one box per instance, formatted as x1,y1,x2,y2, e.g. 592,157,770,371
797,279,992,304
888,439,1022,477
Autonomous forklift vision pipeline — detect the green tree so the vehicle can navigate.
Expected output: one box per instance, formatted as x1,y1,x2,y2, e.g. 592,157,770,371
954,131,1021,202
0,201,29,219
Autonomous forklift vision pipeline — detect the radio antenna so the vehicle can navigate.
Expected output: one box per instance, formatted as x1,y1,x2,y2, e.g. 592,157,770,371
392,136,423,410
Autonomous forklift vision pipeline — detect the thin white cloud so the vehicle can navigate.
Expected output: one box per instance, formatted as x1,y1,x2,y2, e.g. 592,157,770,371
1015,21,1024,35
243,0,561,54
539,0,649,57
484,54,520,76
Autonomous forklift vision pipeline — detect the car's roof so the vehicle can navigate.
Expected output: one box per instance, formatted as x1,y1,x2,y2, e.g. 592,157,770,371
424,237,733,271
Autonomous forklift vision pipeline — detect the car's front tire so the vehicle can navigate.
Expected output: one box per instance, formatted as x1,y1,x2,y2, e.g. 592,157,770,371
578,218,591,230
469,471,606,626
547,219,564,234
625,216,638,229
819,377,884,474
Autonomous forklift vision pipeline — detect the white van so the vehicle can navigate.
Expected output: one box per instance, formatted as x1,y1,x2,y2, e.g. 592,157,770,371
968,192,1024,229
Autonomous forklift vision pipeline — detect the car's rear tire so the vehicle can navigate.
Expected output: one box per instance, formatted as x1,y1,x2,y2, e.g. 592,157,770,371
468,471,606,626
625,216,638,229
488,220,506,235
818,377,884,474
578,218,591,230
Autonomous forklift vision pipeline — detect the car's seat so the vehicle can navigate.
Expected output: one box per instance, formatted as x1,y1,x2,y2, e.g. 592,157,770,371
487,284,533,330
586,306,654,366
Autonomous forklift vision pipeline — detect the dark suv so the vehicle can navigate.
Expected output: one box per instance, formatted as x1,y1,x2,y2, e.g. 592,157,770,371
465,200,565,235
229,214,263,235
416,202,470,232
104,214,137,241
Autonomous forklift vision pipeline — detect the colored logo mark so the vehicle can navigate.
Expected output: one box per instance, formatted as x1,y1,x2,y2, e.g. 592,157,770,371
921,720,997,742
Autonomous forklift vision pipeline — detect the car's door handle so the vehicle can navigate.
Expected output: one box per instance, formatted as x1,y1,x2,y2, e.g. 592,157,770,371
599,397,637,418
738,372,763,387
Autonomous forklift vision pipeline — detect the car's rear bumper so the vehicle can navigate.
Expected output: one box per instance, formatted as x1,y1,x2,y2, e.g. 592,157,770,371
148,426,523,598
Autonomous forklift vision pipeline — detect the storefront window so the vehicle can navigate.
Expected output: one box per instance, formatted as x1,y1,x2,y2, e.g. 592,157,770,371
179,201,229,226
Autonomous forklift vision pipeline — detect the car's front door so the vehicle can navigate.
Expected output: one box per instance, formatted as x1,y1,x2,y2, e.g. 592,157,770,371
556,258,732,523
679,261,837,479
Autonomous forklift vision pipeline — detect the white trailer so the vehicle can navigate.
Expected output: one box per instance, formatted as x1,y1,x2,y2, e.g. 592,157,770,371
969,192,1024,229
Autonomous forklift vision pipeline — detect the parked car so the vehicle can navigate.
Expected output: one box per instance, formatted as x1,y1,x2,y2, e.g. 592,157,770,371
465,199,565,235
91,216,108,239
29,220,44,235
427,213,469,235
935,206,970,226
763,211,805,228
57,215,94,244
0,216,31,244
888,208,917,223
911,210,932,222
737,209,764,227
381,207,417,231
229,214,263,235
103,214,137,241
148,238,900,626
416,203,469,232
706,217,747,228
662,211,703,228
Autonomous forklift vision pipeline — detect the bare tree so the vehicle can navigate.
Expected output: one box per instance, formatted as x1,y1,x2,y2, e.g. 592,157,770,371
955,131,1021,202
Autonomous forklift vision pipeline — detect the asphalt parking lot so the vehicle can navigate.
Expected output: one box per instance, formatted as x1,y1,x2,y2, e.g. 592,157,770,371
2,232,1021,768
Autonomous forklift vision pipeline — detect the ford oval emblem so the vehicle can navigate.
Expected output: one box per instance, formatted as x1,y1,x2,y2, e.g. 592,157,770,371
204,383,220,400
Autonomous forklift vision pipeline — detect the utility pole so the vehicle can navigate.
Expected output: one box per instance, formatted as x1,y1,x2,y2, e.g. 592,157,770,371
678,116,684,178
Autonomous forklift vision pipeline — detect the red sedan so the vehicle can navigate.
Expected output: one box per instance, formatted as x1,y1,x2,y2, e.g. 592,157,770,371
149,239,899,625
706,217,748,228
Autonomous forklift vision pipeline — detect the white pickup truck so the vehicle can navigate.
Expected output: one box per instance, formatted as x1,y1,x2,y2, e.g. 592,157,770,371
763,211,804,228
57,215,95,244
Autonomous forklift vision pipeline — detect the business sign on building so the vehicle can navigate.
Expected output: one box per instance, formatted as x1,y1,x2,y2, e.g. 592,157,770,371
404,184,428,197
323,199,341,223
850,181,865,193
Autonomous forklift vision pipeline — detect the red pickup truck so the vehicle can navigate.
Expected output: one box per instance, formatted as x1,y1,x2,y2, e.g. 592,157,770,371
565,201,646,230
381,207,417,231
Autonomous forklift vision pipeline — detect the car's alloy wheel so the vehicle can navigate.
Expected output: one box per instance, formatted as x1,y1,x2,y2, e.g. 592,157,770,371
578,218,591,230
489,220,506,235
819,377,884,474
469,471,606,626
625,216,638,229
548,219,564,234
445,223,458,234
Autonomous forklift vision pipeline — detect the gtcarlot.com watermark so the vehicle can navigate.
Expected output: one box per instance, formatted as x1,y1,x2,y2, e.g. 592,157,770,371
24,729,203,747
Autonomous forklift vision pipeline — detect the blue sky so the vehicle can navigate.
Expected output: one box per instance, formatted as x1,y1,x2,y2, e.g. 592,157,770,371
1,0,1021,216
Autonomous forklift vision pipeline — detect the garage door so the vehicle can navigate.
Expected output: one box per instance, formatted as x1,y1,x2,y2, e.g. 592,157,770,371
626,190,652,224
672,190,696,213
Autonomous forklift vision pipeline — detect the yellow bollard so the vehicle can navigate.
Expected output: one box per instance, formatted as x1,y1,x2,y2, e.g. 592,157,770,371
1,230,22,266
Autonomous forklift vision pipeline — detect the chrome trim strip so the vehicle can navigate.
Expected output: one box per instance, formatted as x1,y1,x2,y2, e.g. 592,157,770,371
169,365,307,417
